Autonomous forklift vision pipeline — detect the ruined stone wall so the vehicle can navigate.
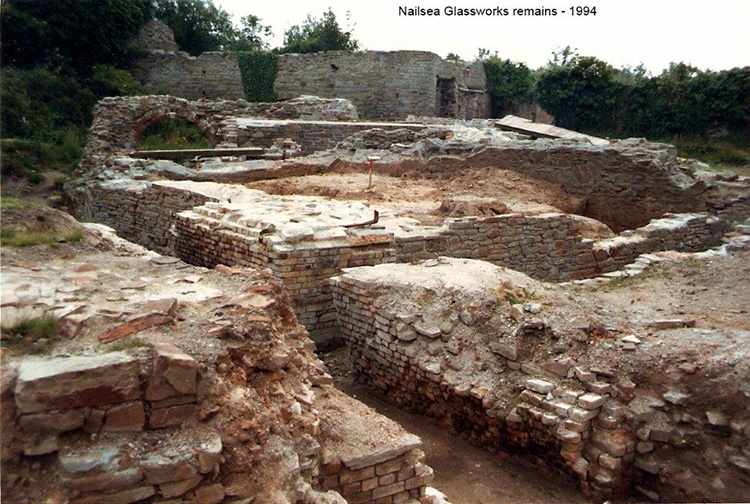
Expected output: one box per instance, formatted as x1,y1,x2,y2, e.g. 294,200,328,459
70,173,730,346
319,448,431,503
395,213,597,281
131,19,490,120
70,181,218,255
173,203,397,345
330,260,750,502
132,52,245,100
78,95,359,171
234,119,423,154
276,51,490,120
593,213,726,272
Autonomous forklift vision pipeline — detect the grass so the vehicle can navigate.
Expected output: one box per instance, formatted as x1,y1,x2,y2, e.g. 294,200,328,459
1,316,61,354
666,133,750,176
107,337,148,352
0,134,83,179
139,118,212,151
0,228,84,247
0,197,43,209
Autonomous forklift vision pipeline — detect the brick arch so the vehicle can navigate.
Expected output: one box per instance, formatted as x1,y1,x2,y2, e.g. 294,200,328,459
132,107,217,148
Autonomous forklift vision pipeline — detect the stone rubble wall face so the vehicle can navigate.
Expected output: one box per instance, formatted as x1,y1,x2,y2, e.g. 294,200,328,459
329,275,750,502
130,46,491,120
395,213,597,281
276,51,490,120
235,122,424,154
75,173,727,345
593,214,725,273
80,96,360,169
464,144,706,232
132,52,245,101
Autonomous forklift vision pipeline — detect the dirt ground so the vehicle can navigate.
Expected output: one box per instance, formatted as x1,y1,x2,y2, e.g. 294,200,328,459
246,170,583,226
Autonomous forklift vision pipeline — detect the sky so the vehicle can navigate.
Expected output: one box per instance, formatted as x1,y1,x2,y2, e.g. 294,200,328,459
215,0,750,74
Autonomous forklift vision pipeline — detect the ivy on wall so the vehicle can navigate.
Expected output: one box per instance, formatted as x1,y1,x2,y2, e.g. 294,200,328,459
237,51,278,102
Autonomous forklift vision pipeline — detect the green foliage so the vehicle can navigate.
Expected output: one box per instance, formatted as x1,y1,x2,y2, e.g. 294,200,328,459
26,172,44,185
237,52,278,102
0,197,42,209
155,0,234,55
670,134,749,167
139,118,212,150
229,15,273,52
280,9,359,54
108,337,148,352
1,135,83,178
446,53,462,63
481,57,534,116
1,0,152,75
0,229,84,247
536,56,619,132
1,316,61,354
547,45,579,67
89,65,148,97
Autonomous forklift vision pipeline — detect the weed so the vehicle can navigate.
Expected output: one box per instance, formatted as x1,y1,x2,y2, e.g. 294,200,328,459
108,337,148,352
139,118,211,151
0,228,84,247
1,316,61,354
53,177,66,190
26,172,44,185
0,197,42,209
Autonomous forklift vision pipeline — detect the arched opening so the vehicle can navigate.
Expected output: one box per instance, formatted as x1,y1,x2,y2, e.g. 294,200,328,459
137,117,214,151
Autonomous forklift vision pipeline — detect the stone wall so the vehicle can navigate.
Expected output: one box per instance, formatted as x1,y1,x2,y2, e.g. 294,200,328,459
79,95,359,171
67,175,730,346
130,20,490,120
275,51,490,120
593,213,725,272
329,259,750,502
68,180,218,255
132,51,245,100
233,118,424,154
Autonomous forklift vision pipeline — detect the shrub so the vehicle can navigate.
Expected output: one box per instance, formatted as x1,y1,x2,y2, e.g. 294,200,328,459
139,118,212,150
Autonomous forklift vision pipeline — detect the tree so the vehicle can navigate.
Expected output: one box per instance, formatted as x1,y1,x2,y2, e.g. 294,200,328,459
1,0,152,75
154,0,237,55
446,53,462,63
280,9,358,54
481,57,534,116
547,45,579,67
536,56,618,131
227,15,273,52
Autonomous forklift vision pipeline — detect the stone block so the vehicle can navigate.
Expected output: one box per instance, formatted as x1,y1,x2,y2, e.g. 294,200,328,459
103,401,145,432
195,483,225,504
141,455,197,485
525,379,554,394
19,408,86,434
198,434,223,473
15,353,141,414
577,393,606,410
146,343,199,401
72,485,155,504
149,403,199,429
62,467,144,492
160,475,203,498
